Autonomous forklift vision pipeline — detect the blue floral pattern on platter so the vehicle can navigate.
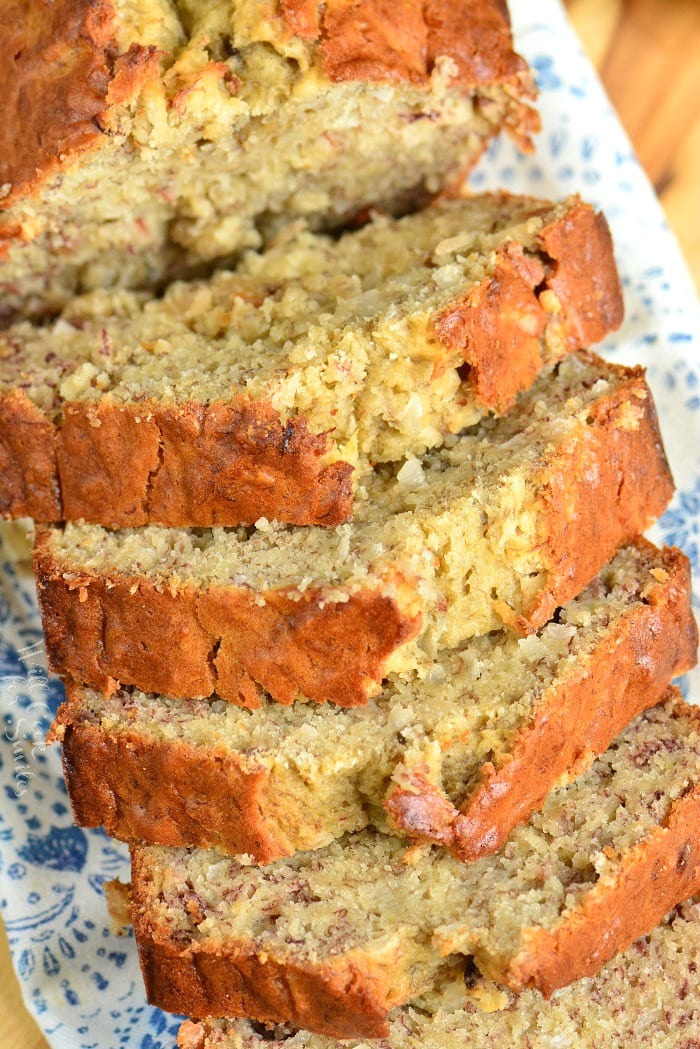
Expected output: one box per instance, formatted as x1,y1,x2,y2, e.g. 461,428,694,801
0,2,698,1047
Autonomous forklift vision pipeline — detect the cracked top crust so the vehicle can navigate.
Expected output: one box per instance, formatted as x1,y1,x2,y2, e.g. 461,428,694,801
0,0,535,214
279,0,530,91
0,0,161,209
0,1,538,321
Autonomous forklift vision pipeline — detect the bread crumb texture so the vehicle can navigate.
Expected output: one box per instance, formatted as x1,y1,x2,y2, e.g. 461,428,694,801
0,0,538,321
176,895,700,1048
34,353,673,707
0,194,622,526
52,540,696,863
130,695,700,1038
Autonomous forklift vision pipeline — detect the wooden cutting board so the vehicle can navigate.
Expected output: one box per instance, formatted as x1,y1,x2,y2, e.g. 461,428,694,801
566,0,700,287
1,2,698,1047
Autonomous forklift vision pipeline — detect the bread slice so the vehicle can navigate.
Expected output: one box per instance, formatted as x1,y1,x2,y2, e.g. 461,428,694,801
0,194,622,527
50,540,697,863
129,693,700,1038
0,0,538,322
175,897,700,1049
34,353,674,708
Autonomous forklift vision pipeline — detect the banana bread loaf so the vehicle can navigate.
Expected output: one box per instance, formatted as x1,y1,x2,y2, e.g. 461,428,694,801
129,693,700,1038
0,0,538,322
34,353,674,707
49,540,697,863
175,897,700,1049
0,194,622,527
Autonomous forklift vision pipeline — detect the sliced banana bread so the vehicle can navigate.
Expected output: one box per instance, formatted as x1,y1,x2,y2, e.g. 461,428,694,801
50,541,697,863
0,194,622,527
129,693,700,1038
0,0,538,322
175,897,700,1049
34,353,673,707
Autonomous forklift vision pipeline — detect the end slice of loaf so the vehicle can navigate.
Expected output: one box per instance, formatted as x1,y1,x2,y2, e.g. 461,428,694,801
175,897,700,1049
50,540,697,863
129,692,700,1038
0,0,538,322
0,194,621,527
34,353,674,707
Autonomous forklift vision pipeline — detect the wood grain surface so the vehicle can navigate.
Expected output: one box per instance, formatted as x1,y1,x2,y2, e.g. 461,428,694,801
567,0,700,285
1,3,698,1047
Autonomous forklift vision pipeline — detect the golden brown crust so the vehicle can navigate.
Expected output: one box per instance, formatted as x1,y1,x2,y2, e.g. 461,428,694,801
435,244,547,414
385,542,698,859
0,0,159,211
2,0,534,221
56,705,292,862
0,391,62,519
0,202,621,527
131,848,398,1040
423,0,523,87
502,728,700,995
33,536,422,707
55,399,355,528
150,401,353,528
283,0,534,100
0,395,354,528
137,942,393,1039
56,402,162,526
433,202,624,414
129,700,700,1038
32,366,673,707
318,0,429,85
198,584,420,707
525,366,674,630
57,714,308,861
51,545,697,863
539,202,624,348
